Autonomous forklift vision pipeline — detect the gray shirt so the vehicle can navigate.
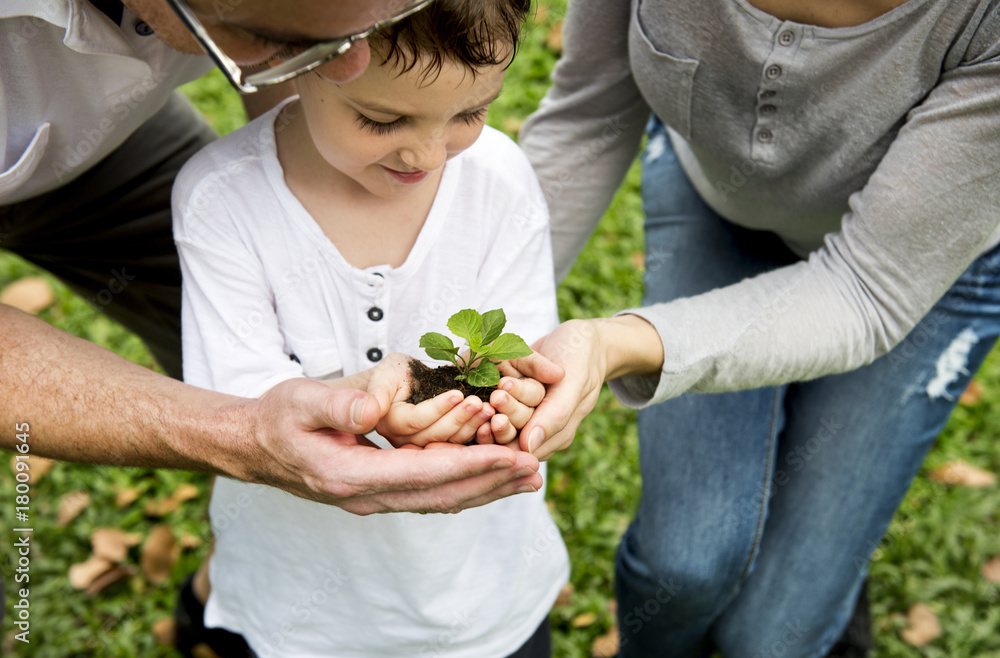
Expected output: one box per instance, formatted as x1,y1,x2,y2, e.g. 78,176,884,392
519,0,1000,406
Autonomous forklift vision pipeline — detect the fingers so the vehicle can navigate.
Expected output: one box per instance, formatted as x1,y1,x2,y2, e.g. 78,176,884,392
380,393,492,446
498,351,564,385
265,378,381,435
325,445,542,514
488,390,532,431
497,376,545,406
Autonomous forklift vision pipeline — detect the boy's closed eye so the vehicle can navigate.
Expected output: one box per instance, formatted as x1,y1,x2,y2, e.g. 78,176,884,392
354,107,490,136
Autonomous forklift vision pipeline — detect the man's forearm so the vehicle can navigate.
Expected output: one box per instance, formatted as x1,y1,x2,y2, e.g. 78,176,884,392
0,305,251,474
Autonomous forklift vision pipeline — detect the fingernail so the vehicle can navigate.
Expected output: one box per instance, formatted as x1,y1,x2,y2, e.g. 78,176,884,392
527,427,545,453
516,485,537,494
515,468,534,478
449,392,463,405
492,460,513,470
500,379,513,391
350,397,366,426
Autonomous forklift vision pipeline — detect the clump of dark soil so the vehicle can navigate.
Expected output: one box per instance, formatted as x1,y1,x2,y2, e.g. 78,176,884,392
406,358,496,404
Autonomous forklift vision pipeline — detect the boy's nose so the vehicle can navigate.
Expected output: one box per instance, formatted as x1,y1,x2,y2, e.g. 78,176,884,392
400,132,448,172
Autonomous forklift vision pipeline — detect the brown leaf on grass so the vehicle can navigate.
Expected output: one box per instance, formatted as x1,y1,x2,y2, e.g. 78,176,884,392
958,379,984,406
927,460,996,488
981,556,1000,583
141,524,179,584
192,643,223,658
57,490,91,526
115,487,140,508
173,483,200,502
553,583,573,608
532,4,549,24
145,483,201,516
152,617,177,646
0,276,55,314
86,564,136,596
9,455,56,482
546,19,563,53
573,612,598,628
630,251,646,270
899,603,941,647
180,533,205,550
591,625,620,658
607,599,618,618
91,528,143,562
68,555,115,590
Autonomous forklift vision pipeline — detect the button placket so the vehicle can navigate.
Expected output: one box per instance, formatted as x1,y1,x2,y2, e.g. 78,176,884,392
362,272,388,363
753,22,801,158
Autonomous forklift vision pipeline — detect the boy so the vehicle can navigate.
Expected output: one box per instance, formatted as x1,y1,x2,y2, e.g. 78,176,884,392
172,1,569,656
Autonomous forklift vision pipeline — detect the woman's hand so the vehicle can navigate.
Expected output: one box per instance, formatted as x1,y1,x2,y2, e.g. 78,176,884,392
328,353,493,447
518,316,664,460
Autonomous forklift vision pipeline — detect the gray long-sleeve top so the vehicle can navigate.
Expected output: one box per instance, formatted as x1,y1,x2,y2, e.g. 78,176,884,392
519,0,1000,407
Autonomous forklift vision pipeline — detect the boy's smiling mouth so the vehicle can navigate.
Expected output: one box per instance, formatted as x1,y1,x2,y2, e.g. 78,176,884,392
381,166,430,184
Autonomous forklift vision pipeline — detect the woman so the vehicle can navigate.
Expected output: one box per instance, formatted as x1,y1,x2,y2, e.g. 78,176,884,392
517,0,1000,656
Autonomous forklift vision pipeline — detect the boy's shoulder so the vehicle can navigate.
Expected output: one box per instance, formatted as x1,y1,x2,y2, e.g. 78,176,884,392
458,125,537,184
174,106,281,201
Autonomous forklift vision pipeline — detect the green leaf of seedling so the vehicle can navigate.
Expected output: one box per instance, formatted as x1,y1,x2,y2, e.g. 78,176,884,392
480,309,506,345
447,309,483,346
480,333,532,361
467,359,501,388
420,332,459,364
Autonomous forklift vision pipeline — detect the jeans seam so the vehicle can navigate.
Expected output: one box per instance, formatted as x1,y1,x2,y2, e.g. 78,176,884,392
725,386,781,605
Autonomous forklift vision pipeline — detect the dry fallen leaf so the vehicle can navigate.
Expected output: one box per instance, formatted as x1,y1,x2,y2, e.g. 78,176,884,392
68,555,115,590
144,497,180,517
981,556,1000,583
91,528,143,562
630,251,646,270
192,643,222,658
900,603,941,647
180,533,205,550
86,564,136,596
573,612,598,628
591,625,620,658
959,379,983,406
546,19,564,54
9,455,56,482
927,460,996,488
0,276,55,314
553,583,574,608
533,4,549,24
115,487,141,508
57,490,92,526
173,483,200,503
152,617,177,646
501,117,524,137
141,524,179,584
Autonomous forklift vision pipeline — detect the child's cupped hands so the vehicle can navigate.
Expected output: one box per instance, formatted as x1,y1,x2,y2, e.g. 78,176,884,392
328,351,564,449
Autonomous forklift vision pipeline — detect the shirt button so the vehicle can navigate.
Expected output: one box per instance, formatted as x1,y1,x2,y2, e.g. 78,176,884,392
760,104,777,116
135,21,154,36
760,90,777,99
757,129,773,143
367,348,383,362
778,31,794,46
765,65,782,80
367,307,384,321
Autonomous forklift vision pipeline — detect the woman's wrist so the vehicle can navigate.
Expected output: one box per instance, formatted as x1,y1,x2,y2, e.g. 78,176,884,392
594,314,664,381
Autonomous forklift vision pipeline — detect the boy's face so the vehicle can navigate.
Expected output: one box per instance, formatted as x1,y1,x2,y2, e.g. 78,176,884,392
294,52,507,199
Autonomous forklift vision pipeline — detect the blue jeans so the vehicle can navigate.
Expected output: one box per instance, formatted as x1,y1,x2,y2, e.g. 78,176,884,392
615,117,1000,657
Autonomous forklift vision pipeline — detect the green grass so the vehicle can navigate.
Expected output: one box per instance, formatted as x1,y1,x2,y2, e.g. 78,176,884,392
3,2,1000,655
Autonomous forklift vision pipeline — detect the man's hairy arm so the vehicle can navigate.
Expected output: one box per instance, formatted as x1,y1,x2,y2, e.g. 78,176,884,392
0,306,543,514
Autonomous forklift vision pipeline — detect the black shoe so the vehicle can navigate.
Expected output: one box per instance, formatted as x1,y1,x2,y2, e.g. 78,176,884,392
824,579,875,658
174,574,256,658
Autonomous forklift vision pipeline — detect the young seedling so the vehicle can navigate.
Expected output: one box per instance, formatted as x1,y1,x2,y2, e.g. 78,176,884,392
419,308,532,388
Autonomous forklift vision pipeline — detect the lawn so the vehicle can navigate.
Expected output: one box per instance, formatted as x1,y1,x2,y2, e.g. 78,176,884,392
2,2,999,656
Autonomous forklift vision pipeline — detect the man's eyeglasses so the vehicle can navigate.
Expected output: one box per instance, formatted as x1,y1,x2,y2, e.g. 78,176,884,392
164,0,436,93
